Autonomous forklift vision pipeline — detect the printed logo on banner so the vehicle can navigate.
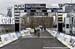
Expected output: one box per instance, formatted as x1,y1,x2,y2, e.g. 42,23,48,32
67,38,75,47
12,35,15,39
58,33,65,41
56,33,60,38
51,31,58,37
68,41,73,46
64,35,72,46
70,39,75,47
64,37,67,41
63,35,67,41
10,33,17,40
4,37,8,41
1,34,11,42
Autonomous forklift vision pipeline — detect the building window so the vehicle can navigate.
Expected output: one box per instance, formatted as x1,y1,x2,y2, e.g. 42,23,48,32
31,10,36,12
40,4,46,6
66,24,69,28
42,10,47,12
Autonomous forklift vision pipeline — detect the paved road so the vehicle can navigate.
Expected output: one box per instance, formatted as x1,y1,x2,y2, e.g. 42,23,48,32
1,30,69,49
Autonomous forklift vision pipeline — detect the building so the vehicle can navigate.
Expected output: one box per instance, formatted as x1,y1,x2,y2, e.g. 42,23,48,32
59,3,75,13
14,3,48,32
0,14,15,35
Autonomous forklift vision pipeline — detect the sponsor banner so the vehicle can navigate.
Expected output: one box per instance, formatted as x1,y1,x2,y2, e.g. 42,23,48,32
0,36,3,45
20,30,30,37
30,29,34,33
58,33,65,41
16,32,21,38
64,35,71,43
63,35,72,46
0,34,11,47
70,36,75,48
26,28,31,32
0,41,3,45
20,30,26,36
0,16,15,24
55,32,60,38
46,29,58,37
0,32,18,47
10,33,18,41
0,33,17,44
51,31,58,37
1,34,11,43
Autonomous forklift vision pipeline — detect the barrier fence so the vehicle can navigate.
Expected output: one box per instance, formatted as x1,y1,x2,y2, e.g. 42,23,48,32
0,29,30,47
1,28,74,48
46,29,75,49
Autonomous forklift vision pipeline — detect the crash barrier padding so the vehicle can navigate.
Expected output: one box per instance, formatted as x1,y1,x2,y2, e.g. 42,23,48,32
20,30,31,37
0,29,30,47
46,29,75,49
0,32,18,47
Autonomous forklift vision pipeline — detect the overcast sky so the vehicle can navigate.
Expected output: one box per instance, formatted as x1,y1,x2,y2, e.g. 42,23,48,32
0,0,74,15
